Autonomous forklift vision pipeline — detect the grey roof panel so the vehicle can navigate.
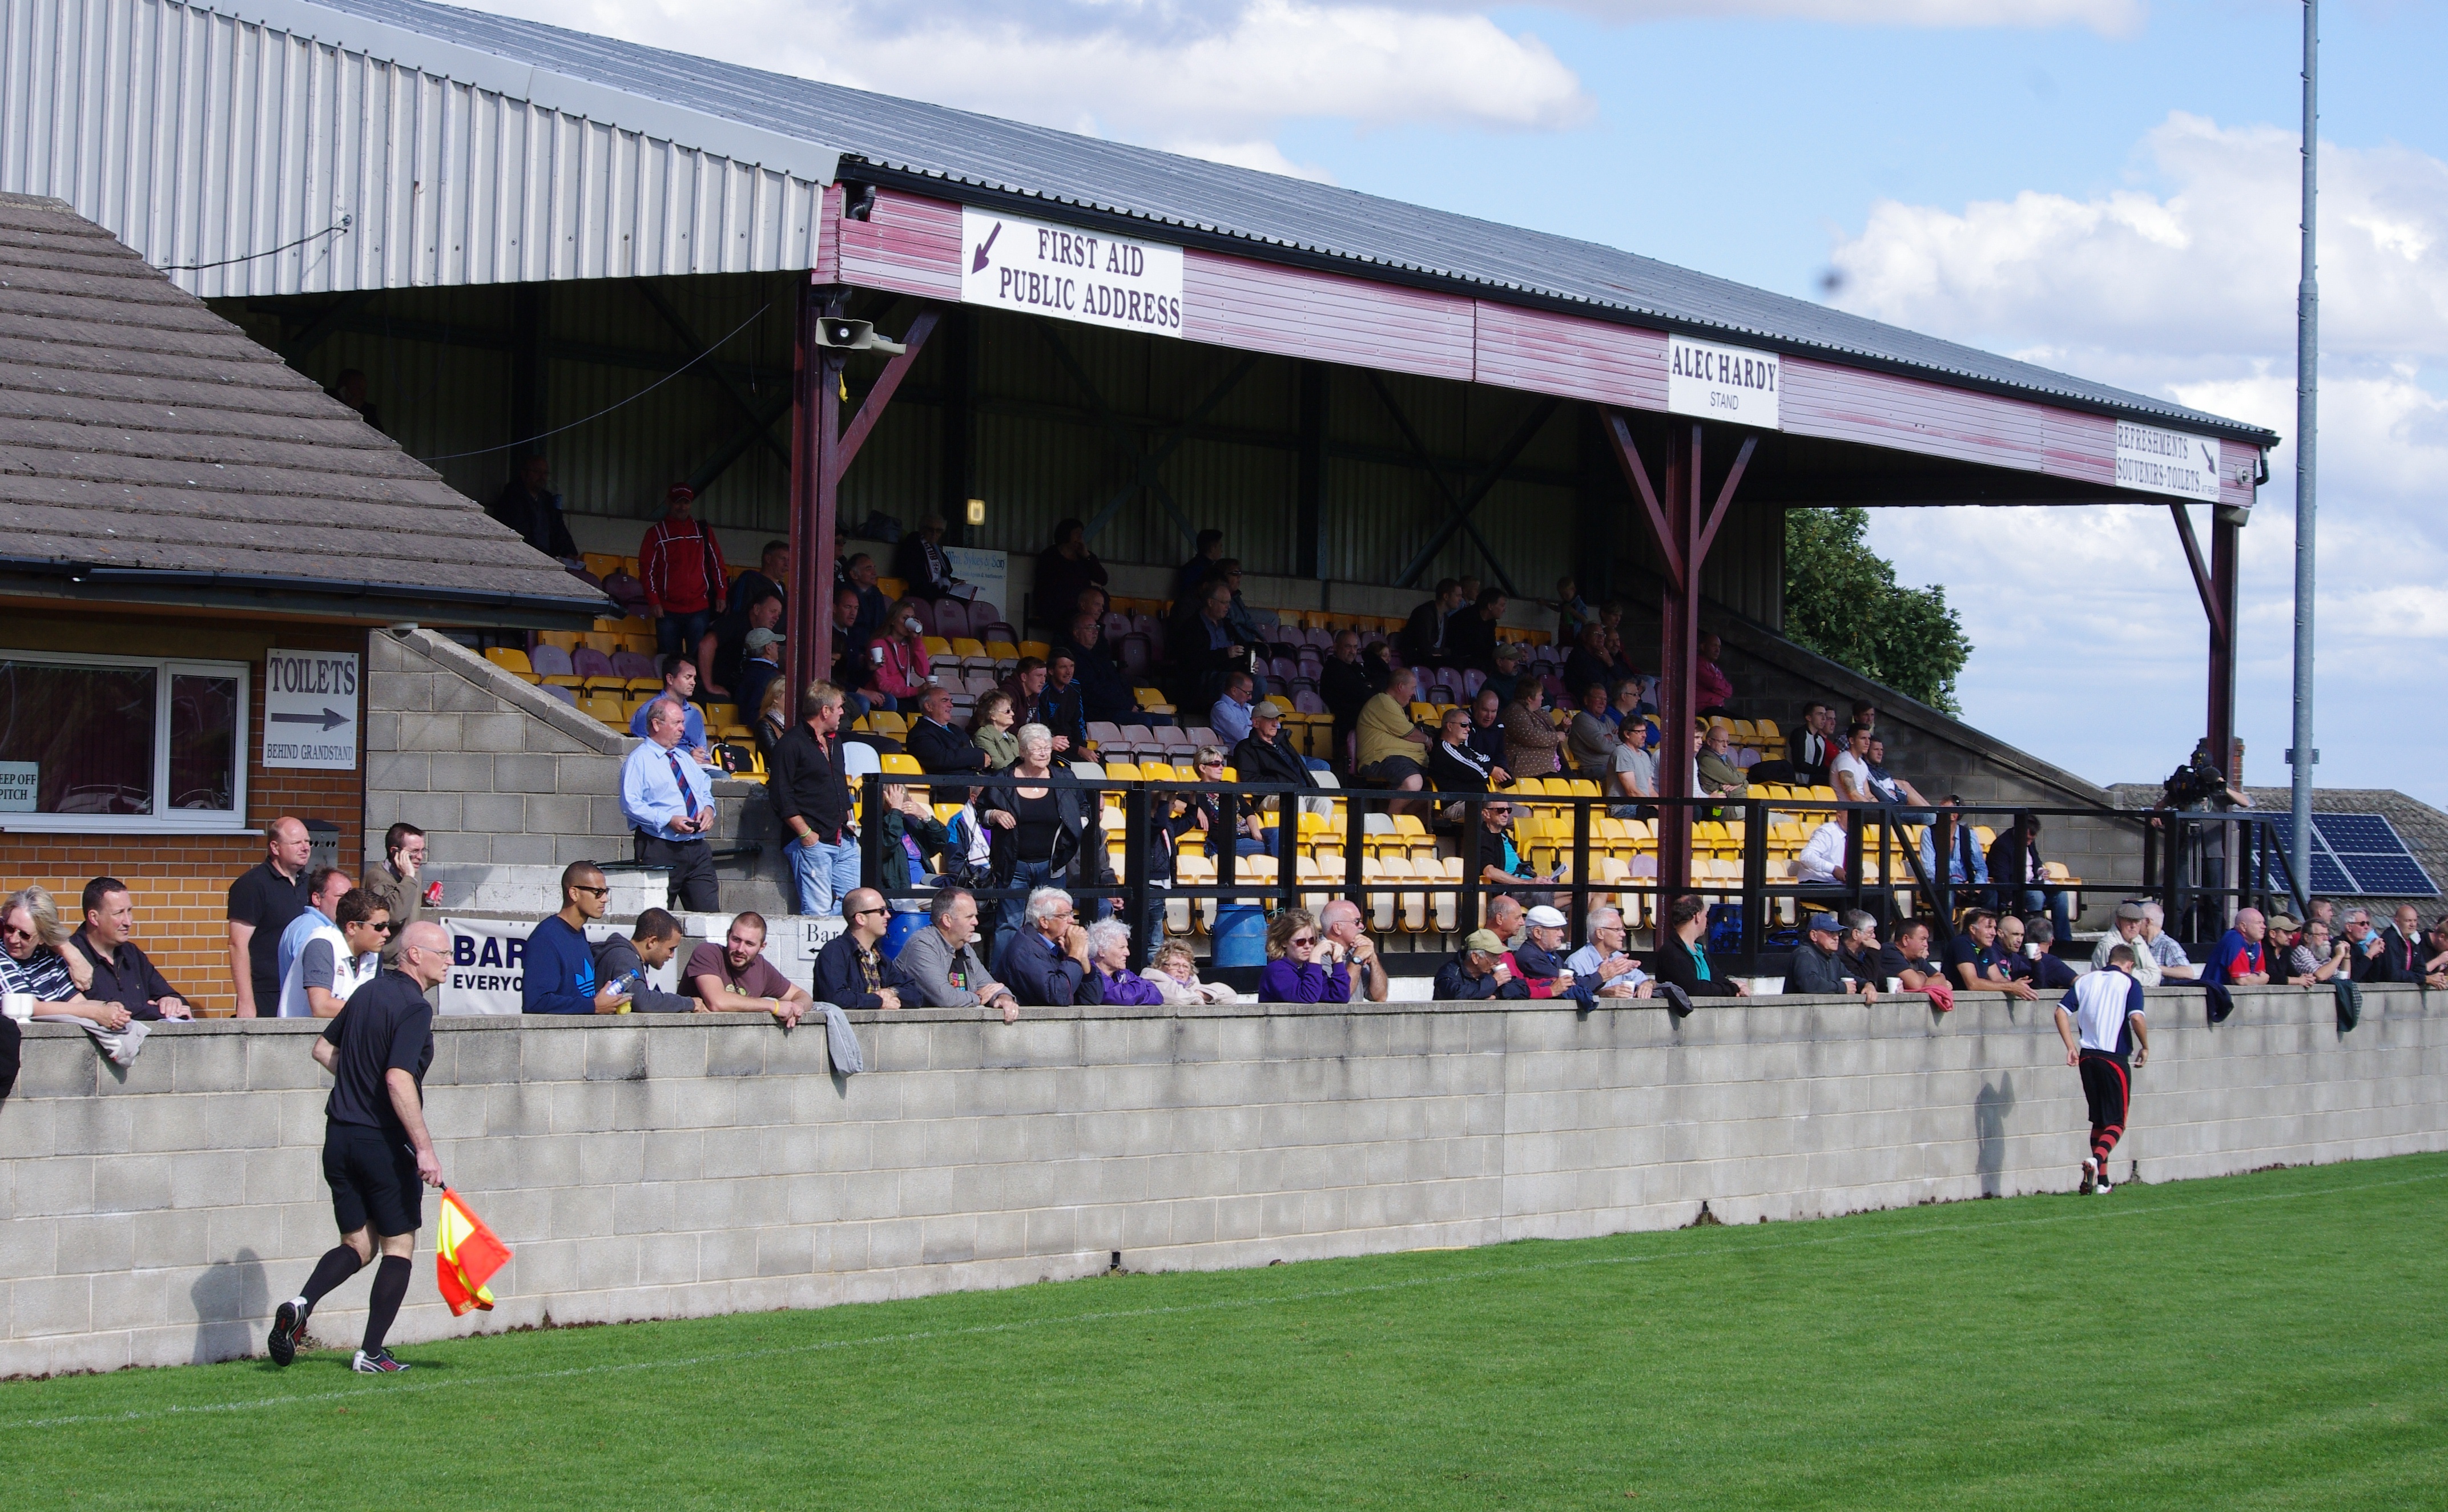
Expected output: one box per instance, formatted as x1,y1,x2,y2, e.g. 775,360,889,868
293,0,2278,446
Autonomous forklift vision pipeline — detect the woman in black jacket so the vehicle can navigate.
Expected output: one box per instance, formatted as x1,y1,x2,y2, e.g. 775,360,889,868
1650,894,1747,998
977,724,1117,936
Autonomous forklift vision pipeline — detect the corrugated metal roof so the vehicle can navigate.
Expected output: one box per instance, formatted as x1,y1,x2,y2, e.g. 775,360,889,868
275,0,2278,447
0,190,610,622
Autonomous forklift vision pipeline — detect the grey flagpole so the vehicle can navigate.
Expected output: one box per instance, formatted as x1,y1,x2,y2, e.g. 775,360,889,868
2288,0,2318,907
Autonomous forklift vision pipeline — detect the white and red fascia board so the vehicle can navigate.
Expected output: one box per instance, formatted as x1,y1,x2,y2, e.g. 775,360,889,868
824,187,2264,505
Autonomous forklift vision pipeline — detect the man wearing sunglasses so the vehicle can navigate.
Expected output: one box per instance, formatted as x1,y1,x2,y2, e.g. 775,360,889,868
813,888,913,1010
523,862,629,1015
278,888,390,1018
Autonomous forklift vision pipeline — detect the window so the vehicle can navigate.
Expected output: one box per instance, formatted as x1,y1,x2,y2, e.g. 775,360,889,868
0,654,249,832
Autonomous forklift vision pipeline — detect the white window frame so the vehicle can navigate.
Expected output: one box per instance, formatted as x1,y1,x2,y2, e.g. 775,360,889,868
0,650,252,834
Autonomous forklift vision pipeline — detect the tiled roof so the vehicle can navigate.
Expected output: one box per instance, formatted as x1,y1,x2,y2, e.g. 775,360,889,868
0,191,608,623
296,0,2279,446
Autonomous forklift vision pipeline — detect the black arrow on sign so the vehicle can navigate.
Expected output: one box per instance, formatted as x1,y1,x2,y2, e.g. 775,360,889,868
269,707,352,732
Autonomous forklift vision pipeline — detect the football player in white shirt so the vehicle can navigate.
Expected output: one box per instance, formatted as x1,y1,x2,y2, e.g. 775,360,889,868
2054,945,2152,1195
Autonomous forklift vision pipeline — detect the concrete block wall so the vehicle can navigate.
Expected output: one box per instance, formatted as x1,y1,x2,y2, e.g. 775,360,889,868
364,628,791,917
0,985,2438,1377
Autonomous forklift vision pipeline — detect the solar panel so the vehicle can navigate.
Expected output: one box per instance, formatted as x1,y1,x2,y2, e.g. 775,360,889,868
2268,813,2439,898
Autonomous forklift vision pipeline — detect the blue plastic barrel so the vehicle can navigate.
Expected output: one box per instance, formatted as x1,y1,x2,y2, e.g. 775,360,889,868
880,910,928,961
1212,904,1267,967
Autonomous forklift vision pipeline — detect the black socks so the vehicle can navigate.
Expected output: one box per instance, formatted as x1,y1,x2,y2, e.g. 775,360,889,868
300,1244,365,1308
362,1255,413,1354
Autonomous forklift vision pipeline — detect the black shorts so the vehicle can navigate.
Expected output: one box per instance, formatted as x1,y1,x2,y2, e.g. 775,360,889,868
324,1123,425,1237
2078,1053,2130,1134
1359,756,1423,785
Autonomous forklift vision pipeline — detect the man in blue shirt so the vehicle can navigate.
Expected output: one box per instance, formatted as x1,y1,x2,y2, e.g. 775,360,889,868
277,866,352,985
1919,797,1990,893
523,861,623,1014
1209,670,1255,747
628,654,710,760
990,886,1098,1007
621,696,720,912
2201,906,2270,986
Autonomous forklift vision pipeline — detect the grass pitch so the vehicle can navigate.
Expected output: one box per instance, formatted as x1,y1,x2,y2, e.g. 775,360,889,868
3,1155,2443,1510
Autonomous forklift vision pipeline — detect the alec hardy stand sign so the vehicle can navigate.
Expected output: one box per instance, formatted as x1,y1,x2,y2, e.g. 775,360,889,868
262,649,360,771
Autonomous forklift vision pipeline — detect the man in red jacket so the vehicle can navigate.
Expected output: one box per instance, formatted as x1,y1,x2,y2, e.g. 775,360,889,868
639,484,728,659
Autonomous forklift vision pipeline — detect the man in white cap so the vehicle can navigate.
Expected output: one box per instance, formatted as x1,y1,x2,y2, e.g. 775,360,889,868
1509,905,1578,994
1790,912,1874,999
734,625,786,725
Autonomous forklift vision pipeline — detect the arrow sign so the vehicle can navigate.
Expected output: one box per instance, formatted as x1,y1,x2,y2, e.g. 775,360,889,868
969,220,1001,273
269,707,352,732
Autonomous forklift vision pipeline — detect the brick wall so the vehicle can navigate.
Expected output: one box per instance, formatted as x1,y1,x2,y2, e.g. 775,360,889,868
0,614,365,1014
1,984,2439,1377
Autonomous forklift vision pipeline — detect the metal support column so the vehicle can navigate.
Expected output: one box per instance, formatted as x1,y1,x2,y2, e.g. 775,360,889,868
787,283,851,701
943,309,978,549
1654,424,1700,898
2210,511,2242,781
1295,361,1329,580
509,283,548,460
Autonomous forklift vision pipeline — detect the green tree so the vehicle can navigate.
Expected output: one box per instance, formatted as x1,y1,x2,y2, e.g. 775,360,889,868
1782,507,1972,715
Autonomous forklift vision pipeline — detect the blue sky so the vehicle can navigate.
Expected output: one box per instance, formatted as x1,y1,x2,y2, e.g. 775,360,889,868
498,0,2446,800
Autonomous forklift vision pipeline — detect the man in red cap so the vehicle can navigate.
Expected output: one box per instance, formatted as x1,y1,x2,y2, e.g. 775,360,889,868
639,483,728,659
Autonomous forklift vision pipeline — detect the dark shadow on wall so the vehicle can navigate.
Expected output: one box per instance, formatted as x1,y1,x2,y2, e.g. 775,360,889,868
188,1247,268,1364
1974,1073,2016,1197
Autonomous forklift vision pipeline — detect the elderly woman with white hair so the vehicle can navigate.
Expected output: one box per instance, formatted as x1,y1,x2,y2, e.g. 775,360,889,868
979,723,1117,937
1083,918,1165,1005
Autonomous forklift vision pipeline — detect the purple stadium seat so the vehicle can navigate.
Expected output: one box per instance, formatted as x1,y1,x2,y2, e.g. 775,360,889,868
1116,635,1153,679
612,651,659,681
1102,610,1130,642
529,644,575,678
934,600,970,638
539,684,579,707
571,647,615,680
968,600,1000,628
976,621,1018,647
1292,688,1328,714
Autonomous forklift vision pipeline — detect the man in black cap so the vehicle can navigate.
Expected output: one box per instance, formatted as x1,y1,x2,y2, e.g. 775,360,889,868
267,918,449,1374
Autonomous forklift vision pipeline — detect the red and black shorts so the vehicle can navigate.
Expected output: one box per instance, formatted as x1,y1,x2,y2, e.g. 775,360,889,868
2078,1051,2130,1133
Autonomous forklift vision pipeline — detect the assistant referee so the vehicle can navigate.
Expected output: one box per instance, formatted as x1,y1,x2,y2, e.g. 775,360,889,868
268,918,449,1373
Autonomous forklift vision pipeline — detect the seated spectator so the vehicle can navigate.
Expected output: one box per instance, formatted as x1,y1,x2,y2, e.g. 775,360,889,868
1258,908,1351,1003
589,907,698,1013
1508,905,1583,1002
1829,723,1875,805
630,653,712,757
1483,641,1529,707
734,627,784,724
1484,893,1527,951
1553,574,1593,647
1696,723,1748,799
1650,893,1745,998
1,885,126,1030
1210,670,1258,748
1564,906,1651,998
871,598,935,706
812,889,915,1010
1232,700,1312,801
2341,907,2394,982
1032,517,1108,631
2382,903,2428,981
2093,904,2161,986
1790,818,1848,884
522,862,620,1015
1501,682,1567,782
2201,907,2270,986
703,582,783,702
2137,902,2199,981
1694,631,1733,716
1864,737,1930,813
1839,910,1886,991
2261,913,2303,983
71,877,194,1020
1448,587,1507,674
1354,667,1431,813
1174,744,1268,859
969,690,1020,772
1606,714,1656,819
1919,798,1989,892
1565,679,1619,777
2423,916,2448,988
1428,706,1504,799
1175,528,1227,602
1562,623,1612,703
279,887,387,1018
1401,579,1465,668
830,586,882,717
1467,689,1507,765
1789,912,1872,1000
1320,630,1387,775
991,886,1097,1007
2016,917,2083,991
1211,560,1272,664
1082,919,1165,1005
1319,900,1391,1004
1054,617,1136,727
908,682,991,805
685,912,812,1025
875,783,957,898
898,888,1019,1022
1986,812,2073,944
1751,701,1834,788
2292,918,2349,984
1433,929,1529,1001
891,514,962,600
1169,579,1254,709
842,554,889,650
1475,800,1554,903
1147,940,1237,1005
1877,917,1947,995
1037,653,1092,757
753,679,792,769
1945,909,2037,1000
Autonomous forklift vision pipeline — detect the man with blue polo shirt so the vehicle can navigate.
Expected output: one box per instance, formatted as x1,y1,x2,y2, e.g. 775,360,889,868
621,696,720,912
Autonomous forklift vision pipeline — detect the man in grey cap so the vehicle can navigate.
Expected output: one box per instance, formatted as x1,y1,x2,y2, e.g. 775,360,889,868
1230,697,1313,799
1790,912,1875,1000
2093,902,2162,985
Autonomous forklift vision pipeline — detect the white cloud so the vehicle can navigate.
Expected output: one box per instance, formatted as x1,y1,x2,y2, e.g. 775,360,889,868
1531,0,2141,30
1836,114,2448,803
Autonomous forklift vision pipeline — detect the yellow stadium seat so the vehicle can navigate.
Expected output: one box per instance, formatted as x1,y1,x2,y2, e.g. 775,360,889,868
880,753,923,775
1019,640,1051,661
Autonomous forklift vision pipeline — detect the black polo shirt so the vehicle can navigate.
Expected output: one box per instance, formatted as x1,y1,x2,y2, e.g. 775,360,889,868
321,970,435,1140
228,858,311,1006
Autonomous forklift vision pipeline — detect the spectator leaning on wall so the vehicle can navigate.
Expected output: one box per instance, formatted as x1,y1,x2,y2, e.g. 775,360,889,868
593,908,698,1013
685,912,812,1026
522,862,625,1016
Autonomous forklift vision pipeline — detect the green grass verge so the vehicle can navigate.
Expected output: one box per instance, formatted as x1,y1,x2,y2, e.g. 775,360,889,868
3,1155,2444,1510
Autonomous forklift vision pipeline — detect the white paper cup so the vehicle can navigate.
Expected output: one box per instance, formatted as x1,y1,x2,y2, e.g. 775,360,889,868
2,993,34,1023
1886,977,1903,993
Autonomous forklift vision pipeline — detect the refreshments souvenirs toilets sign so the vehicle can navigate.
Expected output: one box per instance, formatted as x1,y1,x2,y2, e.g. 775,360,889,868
961,207,1185,337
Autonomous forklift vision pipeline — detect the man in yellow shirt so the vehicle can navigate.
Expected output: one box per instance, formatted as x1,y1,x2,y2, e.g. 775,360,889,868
1355,666,1431,816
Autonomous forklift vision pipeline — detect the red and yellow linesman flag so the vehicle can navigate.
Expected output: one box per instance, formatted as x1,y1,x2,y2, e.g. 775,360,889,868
436,1188,513,1317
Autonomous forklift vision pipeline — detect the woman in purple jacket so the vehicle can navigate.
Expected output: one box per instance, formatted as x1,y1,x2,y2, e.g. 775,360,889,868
1085,919,1167,1006
1257,908,1351,1003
